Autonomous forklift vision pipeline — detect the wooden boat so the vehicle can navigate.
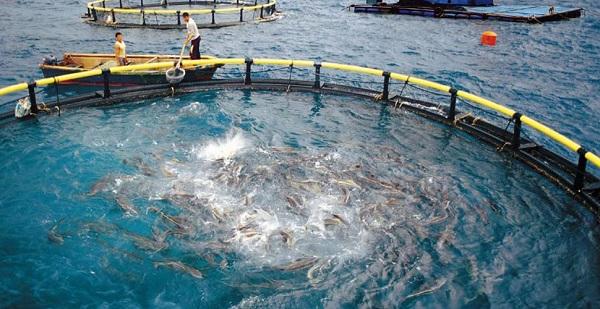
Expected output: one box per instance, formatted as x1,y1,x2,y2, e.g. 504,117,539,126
351,0,582,23
40,53,223,87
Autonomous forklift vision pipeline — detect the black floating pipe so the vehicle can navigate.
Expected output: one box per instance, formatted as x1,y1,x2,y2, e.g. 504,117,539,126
177,10,181,25
382,72,390,101
254,0,257,5
163,0,168,7
313,62,321,89
141,0,144,7
240,8,244,22
260,6,264,18
102,0,106,8
511,113,522,150
119,0,123,8
142,10,146,25
448,88,457,122
245,58,253,85
574,147,588,191
112,9,116,22
87,7,91,17
102,69,111,98
28,82,38,114
211,10,216,24
92,7,98,21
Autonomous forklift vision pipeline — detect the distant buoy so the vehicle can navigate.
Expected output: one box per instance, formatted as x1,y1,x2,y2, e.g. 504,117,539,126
481,31,497,46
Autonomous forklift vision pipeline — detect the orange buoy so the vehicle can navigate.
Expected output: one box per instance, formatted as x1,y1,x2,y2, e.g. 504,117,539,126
481,31,497,46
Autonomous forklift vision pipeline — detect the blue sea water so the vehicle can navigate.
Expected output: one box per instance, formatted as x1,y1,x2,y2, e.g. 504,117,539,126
0,0,599,307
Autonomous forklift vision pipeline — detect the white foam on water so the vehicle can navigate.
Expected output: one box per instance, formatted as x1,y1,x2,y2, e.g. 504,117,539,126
194,130,249,161
179,102,207,115
117,132,375,270
195,158,372,267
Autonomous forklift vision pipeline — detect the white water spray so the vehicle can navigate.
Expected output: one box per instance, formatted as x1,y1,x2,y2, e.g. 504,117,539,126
195,130,249,161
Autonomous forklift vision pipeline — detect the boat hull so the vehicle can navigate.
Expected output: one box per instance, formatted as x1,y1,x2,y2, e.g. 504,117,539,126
351,4,582,23
40,53,221,87
41,66,219,87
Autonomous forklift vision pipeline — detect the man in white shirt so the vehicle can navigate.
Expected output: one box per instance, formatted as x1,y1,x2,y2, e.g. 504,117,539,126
182,12,201,60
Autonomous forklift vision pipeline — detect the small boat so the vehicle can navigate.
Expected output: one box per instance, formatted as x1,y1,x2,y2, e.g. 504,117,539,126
350,0,583,23
40,53,223,87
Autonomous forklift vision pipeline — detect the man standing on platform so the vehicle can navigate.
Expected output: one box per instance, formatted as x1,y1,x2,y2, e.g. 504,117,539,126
182,12,201,60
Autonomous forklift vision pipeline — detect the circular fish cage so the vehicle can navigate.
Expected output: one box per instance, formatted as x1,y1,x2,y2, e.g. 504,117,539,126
1,58,599,214
83,0,281,29
1,58,600,306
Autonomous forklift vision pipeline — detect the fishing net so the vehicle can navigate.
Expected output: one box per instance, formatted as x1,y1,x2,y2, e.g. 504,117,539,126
166,67,186,84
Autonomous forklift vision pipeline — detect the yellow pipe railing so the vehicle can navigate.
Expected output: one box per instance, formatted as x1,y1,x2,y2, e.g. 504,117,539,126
456,90,515,118
253,59,314,67
87,0,276,15
322,63,383,77
586,152,600,169
0,83,28,97
520,115,582,153
0,57,597,173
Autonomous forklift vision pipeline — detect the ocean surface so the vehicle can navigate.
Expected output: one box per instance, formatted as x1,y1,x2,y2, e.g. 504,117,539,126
0,0,599,307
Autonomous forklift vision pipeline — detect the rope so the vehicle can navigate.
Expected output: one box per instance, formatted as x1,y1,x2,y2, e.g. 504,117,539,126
215,71,245,77
453,112,472,125
503,117,513,133
407,83,447,98
288,66,312,75
37,101,60,115
317,72,402,86
457,97,507,123
403,81,451,110
214,66,311,82
496,142,510,152
396,80,415,100
0,88,44,108
37,102,53,113
393,98,404,110
214,66,292,79
457,97,535,145
398,76,410,97
249,66,291,74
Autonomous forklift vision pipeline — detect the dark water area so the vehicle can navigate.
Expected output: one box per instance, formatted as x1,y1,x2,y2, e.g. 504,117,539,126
0,0,599,307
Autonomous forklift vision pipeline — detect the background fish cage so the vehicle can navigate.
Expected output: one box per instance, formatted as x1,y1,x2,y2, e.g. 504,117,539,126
84,0,279,29
0,58,599,215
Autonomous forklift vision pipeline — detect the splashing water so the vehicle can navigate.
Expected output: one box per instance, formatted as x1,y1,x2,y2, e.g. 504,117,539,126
1,91,598,307
153,142,374,268
194,130,250,162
